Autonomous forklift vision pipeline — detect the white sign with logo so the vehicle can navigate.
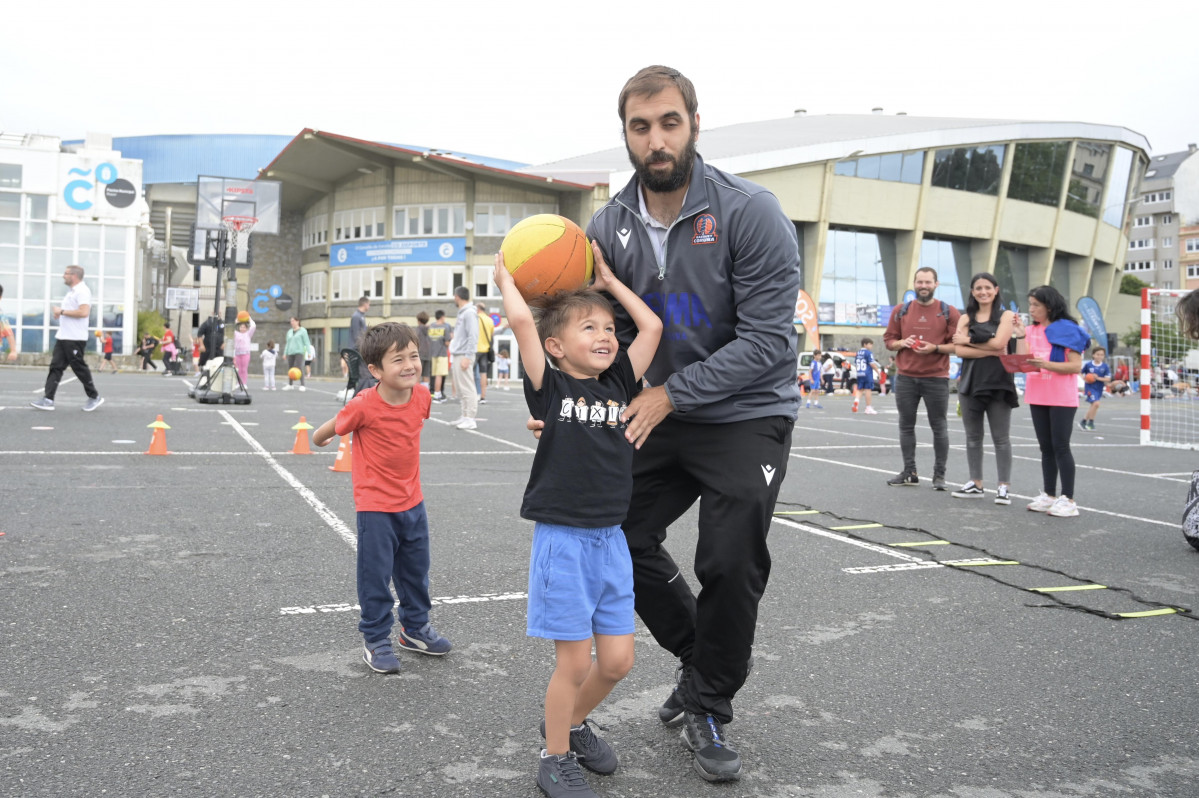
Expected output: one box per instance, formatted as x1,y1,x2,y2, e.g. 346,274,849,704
58,154,143,222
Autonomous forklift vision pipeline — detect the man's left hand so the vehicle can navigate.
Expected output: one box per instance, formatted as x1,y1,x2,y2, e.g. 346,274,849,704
912,340,939,355
621,385,673,449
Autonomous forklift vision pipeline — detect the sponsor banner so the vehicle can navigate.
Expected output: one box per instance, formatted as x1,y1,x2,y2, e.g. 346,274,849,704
58,155,142,222
330,238,465,267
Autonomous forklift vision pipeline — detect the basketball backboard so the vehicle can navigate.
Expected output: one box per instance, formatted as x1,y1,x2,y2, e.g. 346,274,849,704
195,175,281,234
188,223,253,267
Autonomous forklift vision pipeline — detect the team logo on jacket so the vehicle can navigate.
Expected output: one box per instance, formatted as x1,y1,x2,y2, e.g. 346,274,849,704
691,214,718,245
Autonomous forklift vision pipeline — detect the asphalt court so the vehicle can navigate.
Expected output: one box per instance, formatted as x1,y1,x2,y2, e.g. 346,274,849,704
3,368,1198,797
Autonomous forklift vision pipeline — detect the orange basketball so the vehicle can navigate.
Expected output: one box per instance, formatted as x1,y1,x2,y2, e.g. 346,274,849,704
288,367,302,381
500,214,594,300
1085,373,1097,383
236,310,251,323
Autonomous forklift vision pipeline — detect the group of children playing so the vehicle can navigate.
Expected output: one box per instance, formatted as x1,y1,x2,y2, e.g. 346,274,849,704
309,244,661,798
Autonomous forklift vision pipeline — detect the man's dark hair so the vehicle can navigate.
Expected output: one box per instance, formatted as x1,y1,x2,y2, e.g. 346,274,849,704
358,296,370,309
619,65,698,127
915,266,938,282
359,322,419,369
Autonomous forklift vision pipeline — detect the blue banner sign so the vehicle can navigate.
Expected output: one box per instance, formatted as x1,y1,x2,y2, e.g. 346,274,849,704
331,238,466,267
1075,296,1106,347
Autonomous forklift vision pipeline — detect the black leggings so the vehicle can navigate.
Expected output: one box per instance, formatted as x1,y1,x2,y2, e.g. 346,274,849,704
1029,404,1077,499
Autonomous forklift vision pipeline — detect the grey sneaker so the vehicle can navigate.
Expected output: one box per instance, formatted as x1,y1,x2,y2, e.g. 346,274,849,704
537,750,598,798
539,718,617,774
658,663,691,727
886,470,918,487
82,397,105,412
931,476,948,491
680,711,742,782
30,397,55,411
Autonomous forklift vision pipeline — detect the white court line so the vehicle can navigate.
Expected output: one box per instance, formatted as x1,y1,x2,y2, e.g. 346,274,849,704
787,452,1178,528
218,409,357,549
772,516,922,563
429,418,537,453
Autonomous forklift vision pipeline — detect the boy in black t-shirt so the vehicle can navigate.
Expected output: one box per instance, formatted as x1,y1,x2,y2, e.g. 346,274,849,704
494,246,661,798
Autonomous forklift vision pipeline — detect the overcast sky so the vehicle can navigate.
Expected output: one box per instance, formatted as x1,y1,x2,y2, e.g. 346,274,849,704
3,1,1195,166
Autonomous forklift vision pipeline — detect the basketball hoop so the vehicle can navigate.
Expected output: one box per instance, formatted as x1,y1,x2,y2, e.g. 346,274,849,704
221,215,258,261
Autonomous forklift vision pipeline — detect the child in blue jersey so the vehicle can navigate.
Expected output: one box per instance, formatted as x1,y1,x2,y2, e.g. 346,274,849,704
494,244,661,798
855,338,878,414
1079,346,1111,430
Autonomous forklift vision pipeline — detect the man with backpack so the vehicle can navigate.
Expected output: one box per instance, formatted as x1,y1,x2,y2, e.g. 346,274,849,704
882,267,960,490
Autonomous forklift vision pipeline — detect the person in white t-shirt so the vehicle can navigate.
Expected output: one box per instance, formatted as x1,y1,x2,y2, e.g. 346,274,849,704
31,265,104,411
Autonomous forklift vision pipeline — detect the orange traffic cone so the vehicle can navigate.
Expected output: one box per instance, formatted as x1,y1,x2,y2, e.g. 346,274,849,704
291,416,314,455
145,414,171,455
329,434,353,472
851,385,860,413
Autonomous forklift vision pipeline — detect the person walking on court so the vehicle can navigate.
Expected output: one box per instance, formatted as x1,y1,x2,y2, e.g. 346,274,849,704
283,316,310,391
949,273,1019,505
1079,347,1111,431
0,283,18,363
1018,285,1088,518
855,338,878,414
31,265,104,411
427,309,451,401
534,65,799,783
448,287,478,429
883,267,960,490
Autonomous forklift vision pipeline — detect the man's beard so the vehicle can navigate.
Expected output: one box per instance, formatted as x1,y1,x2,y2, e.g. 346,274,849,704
627,133,698,194
916,287,935,302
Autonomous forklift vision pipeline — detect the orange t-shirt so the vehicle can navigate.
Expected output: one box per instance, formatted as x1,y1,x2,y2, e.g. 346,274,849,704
334,384,431,512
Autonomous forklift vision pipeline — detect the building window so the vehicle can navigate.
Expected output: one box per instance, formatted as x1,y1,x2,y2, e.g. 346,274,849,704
1129,239,1154,250
1065,141,1110,218
302,215,328,249
1102,146,1136,227
330,267,383,300
1162,214,1174,225
833,151,924,184
930,145,1004,195
1133,216,1153,228
1163,260,1174,269
1187,265,1199,279
333,207,385,242
394,204,465,238
919,237,971,307
1162,281,1173,289
1007,141,1070,207
1186,239,1199,253
301,272,327,303
1124,261,1153,271
388,265,464,299
818,228,897,326
1142,191,1172,204
0,164,20,189
473,203,556,236
1162,237,1173,247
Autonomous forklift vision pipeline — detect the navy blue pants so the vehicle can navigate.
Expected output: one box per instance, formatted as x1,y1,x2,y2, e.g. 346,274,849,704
356,504,432,646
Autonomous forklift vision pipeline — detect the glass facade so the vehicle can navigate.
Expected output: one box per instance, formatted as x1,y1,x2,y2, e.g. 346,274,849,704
930,146,1004,195
1102,147,1136,227
1066,142,1111,218
833,152,924,184
818,229,897,326
1007,141,1070,206
919,238,972,307
994,246,1031,310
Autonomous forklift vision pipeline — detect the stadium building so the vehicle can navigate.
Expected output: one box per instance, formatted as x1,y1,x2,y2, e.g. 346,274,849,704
2,115,1152,366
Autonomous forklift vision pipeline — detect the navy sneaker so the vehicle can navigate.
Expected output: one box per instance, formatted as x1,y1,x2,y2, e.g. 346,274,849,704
362,641,400,674
397,623,452,656
540,718,617,774
537,750,598,797
680,711,742,782
658,663,691,727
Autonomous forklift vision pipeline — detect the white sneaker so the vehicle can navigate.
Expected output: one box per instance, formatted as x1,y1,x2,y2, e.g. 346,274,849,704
298,386,306,392
864,407,878,415
994,485,1011,505
282,385,293,391
455,418,478,430
448,417,466,427
1047,496,1079,517
1027,492,1056,513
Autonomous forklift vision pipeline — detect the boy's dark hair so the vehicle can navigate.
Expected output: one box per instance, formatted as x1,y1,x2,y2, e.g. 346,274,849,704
533,290,616,365
1178,290,1199,340
359,322,419,368
861,337,873,347
434,309,445,320
416,311,429,324
1091,346,1106,355
266,340,275,349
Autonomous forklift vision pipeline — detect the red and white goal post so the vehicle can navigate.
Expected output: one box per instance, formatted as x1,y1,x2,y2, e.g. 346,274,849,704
1141,288,1199,449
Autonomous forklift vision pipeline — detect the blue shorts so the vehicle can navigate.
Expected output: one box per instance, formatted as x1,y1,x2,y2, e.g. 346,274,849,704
857,375,874,391
1084,388,1104,404
527,522,635,641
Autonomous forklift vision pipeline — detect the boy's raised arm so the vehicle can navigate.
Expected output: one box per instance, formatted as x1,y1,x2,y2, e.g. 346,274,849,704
494,253,546,391
589,241,661,381
312,416,337,447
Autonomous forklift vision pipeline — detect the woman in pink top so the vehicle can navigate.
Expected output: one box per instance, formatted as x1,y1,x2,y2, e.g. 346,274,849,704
1016,285,1086,518
233,317,256,387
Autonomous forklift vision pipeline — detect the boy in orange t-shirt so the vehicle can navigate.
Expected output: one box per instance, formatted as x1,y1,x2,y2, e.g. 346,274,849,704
313,322,452,674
